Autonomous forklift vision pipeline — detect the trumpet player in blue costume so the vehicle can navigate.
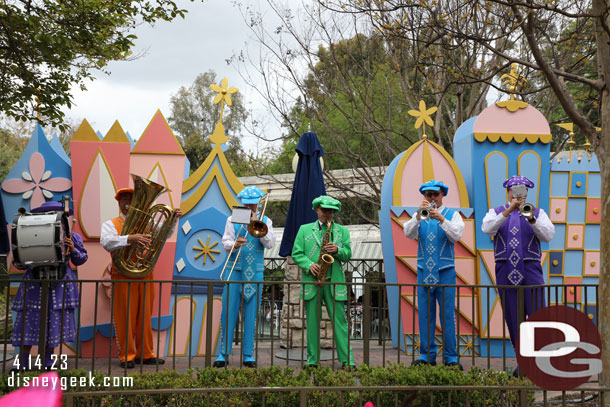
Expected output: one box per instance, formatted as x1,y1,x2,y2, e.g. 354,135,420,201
214,186,276,368
403,180,464,368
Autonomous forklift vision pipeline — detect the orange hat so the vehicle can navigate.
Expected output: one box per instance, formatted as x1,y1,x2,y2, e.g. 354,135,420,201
114,188,134,201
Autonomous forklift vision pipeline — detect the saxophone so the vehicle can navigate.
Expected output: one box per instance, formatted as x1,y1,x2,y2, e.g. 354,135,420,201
317,221,335,282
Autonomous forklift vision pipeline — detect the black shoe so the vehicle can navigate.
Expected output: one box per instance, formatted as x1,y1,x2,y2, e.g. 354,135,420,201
305,364,319,369
412,359,436,367
134,357,165,365
512,367,520,378
445,362,463,370
213,360,227,368
243,361,256,368
342,363,356,371
120,360,135,369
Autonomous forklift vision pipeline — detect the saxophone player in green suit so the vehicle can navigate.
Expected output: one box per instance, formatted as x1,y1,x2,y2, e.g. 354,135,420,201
292,195,355,369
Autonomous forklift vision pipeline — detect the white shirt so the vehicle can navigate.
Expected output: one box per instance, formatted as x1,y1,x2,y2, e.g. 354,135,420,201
221,214,276,251
481,206,555,242
403,205,465,243
100,214,128,252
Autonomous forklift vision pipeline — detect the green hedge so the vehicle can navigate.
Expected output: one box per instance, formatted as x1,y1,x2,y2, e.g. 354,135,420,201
0,364,533,406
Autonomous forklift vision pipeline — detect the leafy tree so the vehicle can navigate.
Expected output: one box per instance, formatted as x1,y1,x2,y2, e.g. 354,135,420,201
0,128,28,182
0,0,197,128
168,70,254,175
233,1,509,223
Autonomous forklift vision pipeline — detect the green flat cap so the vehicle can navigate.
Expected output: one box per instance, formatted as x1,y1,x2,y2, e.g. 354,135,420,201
312,195,341,212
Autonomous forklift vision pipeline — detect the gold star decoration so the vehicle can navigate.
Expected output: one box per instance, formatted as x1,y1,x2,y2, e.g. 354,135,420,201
208,77,238,145
192,236,221,265
408,100,437,139
459,335,478,356
210,77,238,122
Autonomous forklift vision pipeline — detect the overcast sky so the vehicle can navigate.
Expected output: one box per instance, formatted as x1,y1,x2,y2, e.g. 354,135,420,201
63,0,293,153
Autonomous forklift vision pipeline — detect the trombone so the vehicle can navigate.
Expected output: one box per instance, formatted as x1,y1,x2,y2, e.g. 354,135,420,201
219,193,270,281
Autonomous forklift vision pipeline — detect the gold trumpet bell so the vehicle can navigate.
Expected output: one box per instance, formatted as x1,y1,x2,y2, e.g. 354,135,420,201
247,220,268,238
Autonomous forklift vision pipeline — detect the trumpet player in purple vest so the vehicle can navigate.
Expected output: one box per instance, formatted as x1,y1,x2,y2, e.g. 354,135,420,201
481,175,554,360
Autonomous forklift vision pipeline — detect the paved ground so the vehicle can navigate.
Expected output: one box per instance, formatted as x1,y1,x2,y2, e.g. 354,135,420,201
0,340,518,376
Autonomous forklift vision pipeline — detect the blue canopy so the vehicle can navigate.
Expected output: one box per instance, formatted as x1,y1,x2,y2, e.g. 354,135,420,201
279,132,326,257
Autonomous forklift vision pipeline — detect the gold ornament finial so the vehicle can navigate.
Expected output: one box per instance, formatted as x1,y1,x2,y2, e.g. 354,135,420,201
501,63,527,96
556,122,577,162
496,64,529,112
408,100,437,139
209,77,238,145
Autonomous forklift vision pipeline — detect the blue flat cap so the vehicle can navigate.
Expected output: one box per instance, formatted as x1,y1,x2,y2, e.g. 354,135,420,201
238,185,266,204
418,180,449,196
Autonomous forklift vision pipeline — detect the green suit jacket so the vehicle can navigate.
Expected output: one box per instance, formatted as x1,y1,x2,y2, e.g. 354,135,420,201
291,221,352,301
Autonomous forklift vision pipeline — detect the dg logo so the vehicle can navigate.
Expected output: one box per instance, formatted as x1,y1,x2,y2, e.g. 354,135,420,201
517,305,602,390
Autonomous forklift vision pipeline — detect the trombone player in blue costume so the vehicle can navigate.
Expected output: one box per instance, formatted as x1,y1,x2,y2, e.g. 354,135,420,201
214,186,276,368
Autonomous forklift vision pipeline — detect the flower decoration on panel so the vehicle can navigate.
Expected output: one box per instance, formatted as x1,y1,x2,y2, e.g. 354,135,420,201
1,152,71,208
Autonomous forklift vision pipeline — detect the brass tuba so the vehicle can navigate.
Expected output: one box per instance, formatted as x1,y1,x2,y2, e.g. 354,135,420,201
317,221,335,283
112,175,179,278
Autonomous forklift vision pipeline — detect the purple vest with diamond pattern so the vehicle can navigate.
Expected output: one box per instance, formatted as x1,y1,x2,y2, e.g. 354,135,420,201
493,204,542,285
416,207,456,285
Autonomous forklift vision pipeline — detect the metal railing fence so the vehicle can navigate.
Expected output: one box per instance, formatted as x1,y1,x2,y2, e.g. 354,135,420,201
1,277,598,377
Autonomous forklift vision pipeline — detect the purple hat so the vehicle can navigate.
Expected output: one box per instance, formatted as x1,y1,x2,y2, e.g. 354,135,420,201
31,201,74,216
503,175,534,189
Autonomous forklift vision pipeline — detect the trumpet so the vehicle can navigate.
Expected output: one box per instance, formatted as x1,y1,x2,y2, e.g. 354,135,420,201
519,202,535,218
220,193,270,281
418,201,436,221
512,185,535,217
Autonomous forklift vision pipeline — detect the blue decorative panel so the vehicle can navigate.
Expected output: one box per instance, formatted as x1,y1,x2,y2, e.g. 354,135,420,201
583,304,597,326
582,278,598,303
550,172,569,197
518,151,542,207
548,251,564,276
566,198,586,223
584,225,600,250
587,173,601,198
485,152,509,209
563,251,583,277
569,172,587,196
549,224,566,250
